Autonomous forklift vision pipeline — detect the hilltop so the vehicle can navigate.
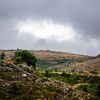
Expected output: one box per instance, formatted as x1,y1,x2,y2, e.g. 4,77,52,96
0,50,100,73
0,50,91,69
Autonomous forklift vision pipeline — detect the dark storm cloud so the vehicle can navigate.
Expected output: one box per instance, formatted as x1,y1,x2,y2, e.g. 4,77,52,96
0,0,100,38
0,0,100,55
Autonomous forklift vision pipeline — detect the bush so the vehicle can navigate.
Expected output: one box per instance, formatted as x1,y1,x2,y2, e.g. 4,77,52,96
8,83,23,95
44,70,50,77
61,72,70,77
78,84,100,97
14,50,37,69
0,51,5,60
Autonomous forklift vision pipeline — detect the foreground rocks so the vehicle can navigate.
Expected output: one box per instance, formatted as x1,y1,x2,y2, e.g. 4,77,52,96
0,61,99,100
35,77,96,100
0,77,96,100
0,61,37,81
0,61,32,72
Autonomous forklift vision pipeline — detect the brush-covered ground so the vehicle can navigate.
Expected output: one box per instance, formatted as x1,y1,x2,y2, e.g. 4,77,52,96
0,50,100,100
0,61,100,100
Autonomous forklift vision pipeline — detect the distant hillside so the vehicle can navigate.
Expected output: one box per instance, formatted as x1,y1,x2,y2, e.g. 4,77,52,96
33,50,91,69
65,57,100,73
0,50,91,69
48,57,100,73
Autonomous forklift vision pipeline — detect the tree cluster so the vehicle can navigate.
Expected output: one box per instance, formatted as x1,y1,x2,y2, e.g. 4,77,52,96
0,51,5,60
15,50,37,69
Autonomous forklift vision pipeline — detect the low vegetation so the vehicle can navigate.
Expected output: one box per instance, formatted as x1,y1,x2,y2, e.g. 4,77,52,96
0,51,5,60
0,50,100,100
77,84,100,97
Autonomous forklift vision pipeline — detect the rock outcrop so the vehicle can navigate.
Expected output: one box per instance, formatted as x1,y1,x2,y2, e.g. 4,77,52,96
0,61,32,72
65,58,100,73
0,61,37,81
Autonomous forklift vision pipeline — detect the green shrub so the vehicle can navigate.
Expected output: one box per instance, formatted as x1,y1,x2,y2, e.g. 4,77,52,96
0,51,5,60
36,71,44,78
78,84,100,97
8,83,23,95
61,72,70,77
14,50,37,69
44,70,50,77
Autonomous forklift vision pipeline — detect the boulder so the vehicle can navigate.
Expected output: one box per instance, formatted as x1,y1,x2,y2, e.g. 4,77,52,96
22,73,27,77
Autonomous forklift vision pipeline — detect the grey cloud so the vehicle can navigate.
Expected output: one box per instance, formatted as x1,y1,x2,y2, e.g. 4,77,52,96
31,38,100,56
0,0,100,38
0,0,100,55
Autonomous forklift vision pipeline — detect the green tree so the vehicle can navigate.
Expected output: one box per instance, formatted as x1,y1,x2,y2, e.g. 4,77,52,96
8,83,23,95
44,70,50,77
15,50,37,69
0,51,5,60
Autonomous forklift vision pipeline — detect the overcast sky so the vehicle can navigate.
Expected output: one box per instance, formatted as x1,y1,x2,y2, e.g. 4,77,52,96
0,0,100,56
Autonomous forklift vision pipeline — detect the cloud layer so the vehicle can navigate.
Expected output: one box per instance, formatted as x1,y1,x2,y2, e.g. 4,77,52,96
17,19,77,41
0,0,100,55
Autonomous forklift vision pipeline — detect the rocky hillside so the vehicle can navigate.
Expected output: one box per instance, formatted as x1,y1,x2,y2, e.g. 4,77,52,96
0,61,36,81
0,61,31,72
33,50,88,60
65,57,100,73
0,49,99,100
0,50,91,69
0,50,100,72
0,61,98,100
48,57,100,73
0,50,89,59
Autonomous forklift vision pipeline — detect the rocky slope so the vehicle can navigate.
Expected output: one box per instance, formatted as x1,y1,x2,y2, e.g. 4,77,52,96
65,58,100,73
0,50,100,72
0,50,91,69
48,57,100,73
0,61,97,100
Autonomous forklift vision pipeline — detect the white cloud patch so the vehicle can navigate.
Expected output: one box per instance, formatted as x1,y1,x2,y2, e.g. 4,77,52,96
17,19,77,42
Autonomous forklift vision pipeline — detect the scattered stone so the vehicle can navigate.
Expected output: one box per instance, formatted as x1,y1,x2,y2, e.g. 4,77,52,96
22,73,27,77
0,79,4,82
